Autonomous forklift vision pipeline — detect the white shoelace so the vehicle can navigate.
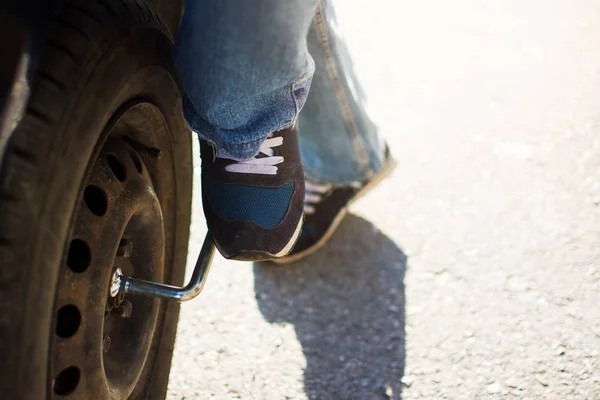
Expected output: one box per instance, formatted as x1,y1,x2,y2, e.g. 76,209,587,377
304,180,363,215
217,134,284,175
304,181,332,215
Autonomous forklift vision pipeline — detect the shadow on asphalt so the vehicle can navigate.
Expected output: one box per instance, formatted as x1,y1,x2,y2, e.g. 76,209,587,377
254,214,407,400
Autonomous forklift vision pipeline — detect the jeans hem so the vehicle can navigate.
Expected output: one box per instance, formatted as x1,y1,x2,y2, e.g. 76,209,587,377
182,65,313,160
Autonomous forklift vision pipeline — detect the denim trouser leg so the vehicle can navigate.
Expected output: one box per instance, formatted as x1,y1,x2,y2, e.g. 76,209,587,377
174,0,317,160
175,0,386,183
299,1,386,184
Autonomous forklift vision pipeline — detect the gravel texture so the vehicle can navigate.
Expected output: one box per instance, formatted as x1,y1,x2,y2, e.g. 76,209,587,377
167,1,600,398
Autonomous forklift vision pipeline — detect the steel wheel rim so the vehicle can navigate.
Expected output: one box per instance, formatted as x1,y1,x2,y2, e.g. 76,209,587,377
49,101,177,399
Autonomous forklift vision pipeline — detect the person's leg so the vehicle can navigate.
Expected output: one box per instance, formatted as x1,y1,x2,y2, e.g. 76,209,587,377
174,0,319,261
275,0,395,263
175,0,317,160
299,0,387,184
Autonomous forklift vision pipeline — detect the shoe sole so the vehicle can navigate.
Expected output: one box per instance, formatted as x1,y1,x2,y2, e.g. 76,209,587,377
225,215,304,262
271,155,397,265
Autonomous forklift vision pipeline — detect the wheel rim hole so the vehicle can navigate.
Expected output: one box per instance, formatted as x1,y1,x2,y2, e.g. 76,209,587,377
107,154,126,181
56,305,81,338
67,239,91,273
129,151,143,173
53,366,80,396
84,185,108,216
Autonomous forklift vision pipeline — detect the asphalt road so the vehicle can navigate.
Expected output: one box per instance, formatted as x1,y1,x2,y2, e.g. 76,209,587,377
167,1,600,398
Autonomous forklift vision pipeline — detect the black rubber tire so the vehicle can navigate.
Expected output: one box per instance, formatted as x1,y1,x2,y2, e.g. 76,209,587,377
0,0,192,399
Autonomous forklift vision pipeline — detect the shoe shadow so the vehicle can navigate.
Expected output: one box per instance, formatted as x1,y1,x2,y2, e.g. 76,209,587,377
253,214,407,400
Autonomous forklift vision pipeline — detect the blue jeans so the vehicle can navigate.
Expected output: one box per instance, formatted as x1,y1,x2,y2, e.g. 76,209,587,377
174,0,386,184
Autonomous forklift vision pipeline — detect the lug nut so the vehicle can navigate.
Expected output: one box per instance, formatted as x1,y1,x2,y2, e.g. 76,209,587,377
124,137,162,159
103,336,111,352
109,268,123,298
116,300,133,318
116,239,134,258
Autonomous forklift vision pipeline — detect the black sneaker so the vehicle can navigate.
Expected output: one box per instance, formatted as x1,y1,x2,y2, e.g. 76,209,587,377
272,148,396,264
201,125,304,261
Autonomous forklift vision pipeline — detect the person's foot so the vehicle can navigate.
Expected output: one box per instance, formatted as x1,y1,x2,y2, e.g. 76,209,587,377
201,125,304,261
272,147,396,264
